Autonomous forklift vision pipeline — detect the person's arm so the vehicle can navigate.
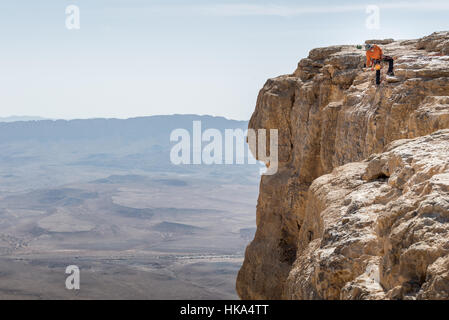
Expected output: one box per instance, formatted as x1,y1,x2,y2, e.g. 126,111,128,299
366,53,372,67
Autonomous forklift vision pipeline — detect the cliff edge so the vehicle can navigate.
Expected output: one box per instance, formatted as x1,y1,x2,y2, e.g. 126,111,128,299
237,31,449,300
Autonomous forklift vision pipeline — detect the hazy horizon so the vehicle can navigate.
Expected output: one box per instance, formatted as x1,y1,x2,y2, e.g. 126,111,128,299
0,113,250,122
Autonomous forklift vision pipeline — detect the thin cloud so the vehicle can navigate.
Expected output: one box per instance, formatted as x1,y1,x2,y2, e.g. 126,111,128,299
200,2,449,16
106,0,449,17
114,1,449,17
195,4,365,17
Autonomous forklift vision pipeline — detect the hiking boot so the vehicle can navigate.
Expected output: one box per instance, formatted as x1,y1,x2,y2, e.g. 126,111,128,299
387,71,395,76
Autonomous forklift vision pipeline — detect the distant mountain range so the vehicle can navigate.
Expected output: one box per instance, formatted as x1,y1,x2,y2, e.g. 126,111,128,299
0,116,50,122
0,114,257,191
0,115,248,145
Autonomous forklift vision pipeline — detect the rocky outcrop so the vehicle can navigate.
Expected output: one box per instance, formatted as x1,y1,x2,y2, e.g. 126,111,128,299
237,32,449,300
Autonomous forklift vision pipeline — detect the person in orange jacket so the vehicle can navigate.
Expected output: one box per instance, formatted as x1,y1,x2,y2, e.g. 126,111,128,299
365,44,394,76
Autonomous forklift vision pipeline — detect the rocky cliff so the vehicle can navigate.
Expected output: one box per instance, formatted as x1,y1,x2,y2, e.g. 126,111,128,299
237,31,449,300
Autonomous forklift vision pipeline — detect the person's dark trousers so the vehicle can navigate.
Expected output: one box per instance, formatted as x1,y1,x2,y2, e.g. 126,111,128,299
382,55,394,74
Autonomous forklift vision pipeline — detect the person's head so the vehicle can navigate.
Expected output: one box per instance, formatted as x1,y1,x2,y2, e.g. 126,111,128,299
365,44,374,51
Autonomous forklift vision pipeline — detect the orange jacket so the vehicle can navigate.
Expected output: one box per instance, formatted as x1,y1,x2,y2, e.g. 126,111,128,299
366,45,383,67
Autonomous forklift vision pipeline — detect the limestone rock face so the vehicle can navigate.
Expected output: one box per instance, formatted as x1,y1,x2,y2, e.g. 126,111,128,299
237,32,449,300
417,31,449,55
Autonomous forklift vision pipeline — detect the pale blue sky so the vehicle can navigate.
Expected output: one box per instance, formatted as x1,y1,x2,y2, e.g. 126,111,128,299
1,0,448,120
